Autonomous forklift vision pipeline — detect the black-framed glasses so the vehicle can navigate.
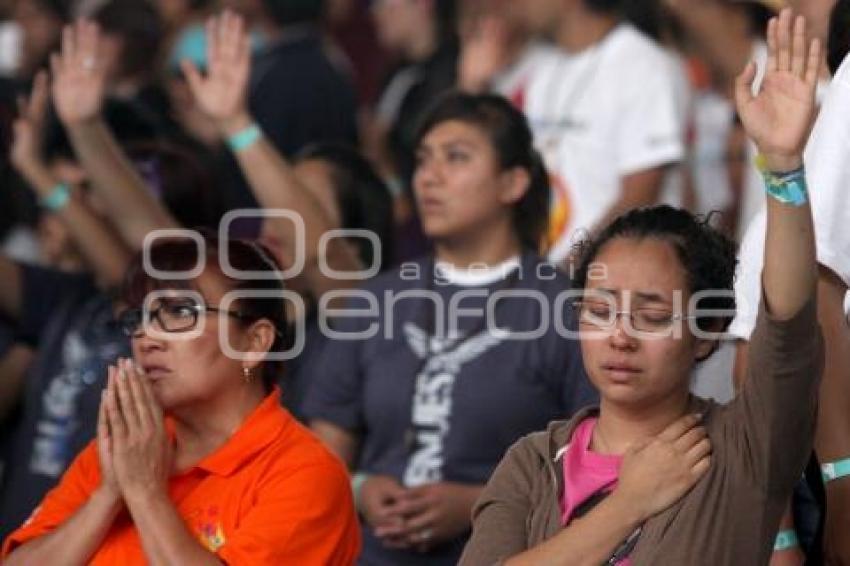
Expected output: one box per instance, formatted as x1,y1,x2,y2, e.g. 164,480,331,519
573,299,695,335
117,301,251,337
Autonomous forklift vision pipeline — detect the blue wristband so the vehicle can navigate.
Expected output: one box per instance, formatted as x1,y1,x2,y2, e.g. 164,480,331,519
756,156,808,207
40,183,71,212
773,529,799,551
822,457,850,484
226,124,262,152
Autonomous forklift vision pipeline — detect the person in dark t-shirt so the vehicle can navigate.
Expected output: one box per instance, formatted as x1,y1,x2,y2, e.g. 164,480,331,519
304,92,596,565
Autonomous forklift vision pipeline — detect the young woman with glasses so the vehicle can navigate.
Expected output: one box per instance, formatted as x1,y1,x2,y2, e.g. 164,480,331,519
460,9,824,565
2,235,361,565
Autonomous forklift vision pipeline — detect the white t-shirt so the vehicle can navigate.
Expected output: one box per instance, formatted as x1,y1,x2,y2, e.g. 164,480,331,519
730,53,850,340
497,25,686,262
691,91,735,215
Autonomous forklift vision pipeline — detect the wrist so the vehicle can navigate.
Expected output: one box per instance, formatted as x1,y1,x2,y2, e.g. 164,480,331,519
123,481,167,507
14,157,48,182
608,488,648,526
63,115,101,130
351,472,370,513
759,153,803,174
217,112,253,138
92,485,123,511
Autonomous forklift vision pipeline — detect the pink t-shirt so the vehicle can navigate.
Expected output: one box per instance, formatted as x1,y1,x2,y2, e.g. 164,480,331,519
561,417,632,565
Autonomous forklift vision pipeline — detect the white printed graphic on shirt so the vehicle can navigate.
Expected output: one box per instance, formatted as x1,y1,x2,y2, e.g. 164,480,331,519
401,323,508,486
30,325,123,477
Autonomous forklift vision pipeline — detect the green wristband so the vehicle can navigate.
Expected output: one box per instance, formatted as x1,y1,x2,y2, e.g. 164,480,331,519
40,183,71,212
226,123,262,152
773,529,799,551
351,472,370,512
822,457,850,483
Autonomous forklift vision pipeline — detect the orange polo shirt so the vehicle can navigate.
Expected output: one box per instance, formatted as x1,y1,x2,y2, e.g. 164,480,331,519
2,388,360,565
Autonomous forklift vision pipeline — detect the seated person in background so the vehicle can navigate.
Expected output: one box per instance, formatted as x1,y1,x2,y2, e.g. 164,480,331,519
304,91,597,565
2,235,361,565
460,9,824,565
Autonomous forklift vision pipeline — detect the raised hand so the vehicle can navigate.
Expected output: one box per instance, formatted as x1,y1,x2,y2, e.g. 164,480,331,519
735,9,820,171
181,10,251,132
10,71,49,173
459,15,511,93
50,20,107,126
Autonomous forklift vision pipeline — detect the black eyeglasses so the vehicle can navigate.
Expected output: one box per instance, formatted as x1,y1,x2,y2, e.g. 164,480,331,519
117,301,251,337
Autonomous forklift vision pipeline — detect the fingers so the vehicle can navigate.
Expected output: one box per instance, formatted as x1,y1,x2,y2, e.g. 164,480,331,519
115,359,142,431
205,17,219,74
124,359,155,431
387,492,431,518
673,425,707,453
777,9,792,73
690,452,712,479
134,362,163,422
31,71,49,112
766,17,778,72
105,366,127,440
401,508,437,533
49,53,61,80
221,10,243,63
805,38,822,89
657,414,701,443
78,20,99,63
98,387,111,449
734,61,756,109
61,24,75,65
769,8,820,86
791,14,806,78
180,59,204,98
684,437,712,467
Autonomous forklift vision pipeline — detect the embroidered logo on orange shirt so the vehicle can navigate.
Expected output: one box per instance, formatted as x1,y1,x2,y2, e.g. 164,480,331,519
195,506,226,552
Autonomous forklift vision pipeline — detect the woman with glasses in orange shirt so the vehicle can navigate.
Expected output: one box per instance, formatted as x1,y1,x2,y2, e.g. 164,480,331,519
2,235,361,565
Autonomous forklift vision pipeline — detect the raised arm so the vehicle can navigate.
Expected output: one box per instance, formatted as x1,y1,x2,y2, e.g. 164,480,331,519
52,20,178,249
726,9,823,499
10,71,131,287
181,11,361,296
735,10,819,318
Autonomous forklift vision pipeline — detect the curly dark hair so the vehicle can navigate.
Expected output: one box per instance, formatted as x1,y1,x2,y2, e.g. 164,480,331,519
572,206,738,336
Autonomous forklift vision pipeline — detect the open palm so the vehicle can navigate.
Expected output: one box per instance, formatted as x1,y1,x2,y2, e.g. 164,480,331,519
182,11,251,124
50,20,106,125
735,10,820,161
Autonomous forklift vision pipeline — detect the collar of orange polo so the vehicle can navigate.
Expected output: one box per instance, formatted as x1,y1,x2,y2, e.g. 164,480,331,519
164,387,289,477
